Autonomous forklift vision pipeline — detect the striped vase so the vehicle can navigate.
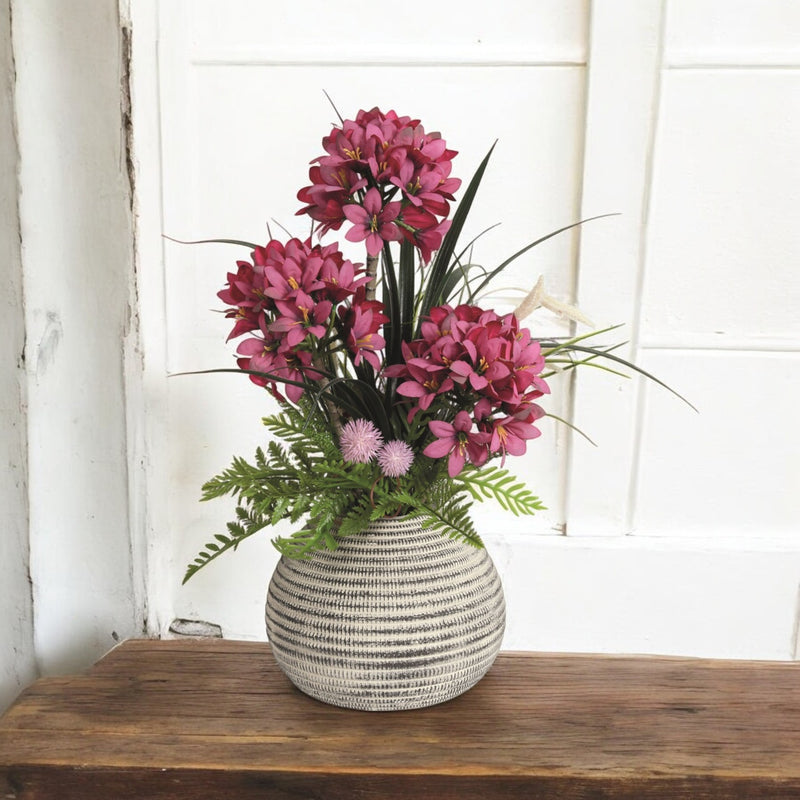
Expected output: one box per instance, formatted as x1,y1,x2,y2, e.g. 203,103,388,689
265,515,505,711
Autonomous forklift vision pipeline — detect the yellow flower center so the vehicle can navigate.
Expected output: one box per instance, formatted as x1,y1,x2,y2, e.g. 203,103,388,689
407,177,422,194
335,168,349,189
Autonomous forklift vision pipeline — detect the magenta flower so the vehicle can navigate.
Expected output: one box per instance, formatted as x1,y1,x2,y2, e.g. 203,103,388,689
412,220,450,265
339,419,384,463
270,291,332,348
296,183,348,235
338,292,388,371
489,415,543,464
236,333,281,384
319,250,370,303
343,189,402,256
263,253,324,303
423,411,490,477
449,336,510,392
396,204,439,259
396,357,453,414
236,334,317,404
217,251,274,341
298,108,459,261
390,160,452,217
219,264,263,340
377,440,414,477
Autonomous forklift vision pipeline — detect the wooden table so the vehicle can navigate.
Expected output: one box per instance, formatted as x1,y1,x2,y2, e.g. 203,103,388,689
1,639,800,799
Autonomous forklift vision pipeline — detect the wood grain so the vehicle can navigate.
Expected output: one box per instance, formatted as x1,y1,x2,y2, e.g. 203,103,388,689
2,639,800,798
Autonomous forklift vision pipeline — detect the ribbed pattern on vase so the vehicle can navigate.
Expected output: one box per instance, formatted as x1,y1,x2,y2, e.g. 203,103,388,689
266,516,505,711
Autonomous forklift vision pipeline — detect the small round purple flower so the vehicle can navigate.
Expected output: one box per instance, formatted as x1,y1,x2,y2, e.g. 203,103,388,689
339,418,383,463
377,440,414,477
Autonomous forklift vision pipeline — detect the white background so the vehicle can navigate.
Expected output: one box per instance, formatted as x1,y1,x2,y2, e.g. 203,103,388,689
2,0,799,712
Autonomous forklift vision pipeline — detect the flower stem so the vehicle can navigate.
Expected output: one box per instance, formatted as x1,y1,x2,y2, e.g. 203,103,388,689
312,352,343,436
365,254,379,301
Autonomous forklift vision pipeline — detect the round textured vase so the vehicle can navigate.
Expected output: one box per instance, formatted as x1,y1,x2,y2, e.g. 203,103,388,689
265,515,505,711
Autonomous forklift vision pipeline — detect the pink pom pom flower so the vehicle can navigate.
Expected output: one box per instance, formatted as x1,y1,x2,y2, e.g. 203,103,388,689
339,419,384,464
377,440,414,477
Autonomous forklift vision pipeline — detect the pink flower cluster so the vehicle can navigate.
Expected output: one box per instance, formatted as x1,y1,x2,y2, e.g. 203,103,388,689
218,238,386,401
384,304,551,476
297,107,461,262
215,108,552,478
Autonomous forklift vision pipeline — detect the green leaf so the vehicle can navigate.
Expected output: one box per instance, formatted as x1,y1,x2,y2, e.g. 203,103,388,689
162,235,261,249
545,413,597,447
456,466,545,516
556,342,698,411
182,507,270,584
336,496,375,539
394,489,484,548
272,524,336,559
416,143,496,331
469,214,620,301
381,241,402,366
398,239,416,344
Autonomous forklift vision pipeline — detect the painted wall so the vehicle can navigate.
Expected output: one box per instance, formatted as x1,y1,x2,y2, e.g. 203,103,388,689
3,0,141,699
0,0,35,714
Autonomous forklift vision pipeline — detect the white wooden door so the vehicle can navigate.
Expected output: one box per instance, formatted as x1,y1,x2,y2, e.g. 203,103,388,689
131,0,800,658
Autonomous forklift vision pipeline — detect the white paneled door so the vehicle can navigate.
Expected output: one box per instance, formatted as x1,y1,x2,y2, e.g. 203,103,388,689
130,0,800,657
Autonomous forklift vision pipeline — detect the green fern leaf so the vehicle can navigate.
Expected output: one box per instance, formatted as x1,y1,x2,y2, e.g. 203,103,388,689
182,506,270,584
394,490,483,548
272,522,338,559
456,466,545,516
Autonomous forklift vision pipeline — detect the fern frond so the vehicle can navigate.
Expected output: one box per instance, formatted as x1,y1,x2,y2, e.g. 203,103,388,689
200,455,271,501
182,508,269,584
456,466,545,516
262,399,339,461
336,495,376,538
395,490,484,548
271,523,338,559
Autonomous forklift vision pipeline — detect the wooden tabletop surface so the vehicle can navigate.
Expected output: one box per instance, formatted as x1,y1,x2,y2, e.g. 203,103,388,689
2,638,800,799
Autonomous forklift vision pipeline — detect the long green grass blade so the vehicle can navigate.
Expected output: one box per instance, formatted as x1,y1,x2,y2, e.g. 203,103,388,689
469,214,619,300
563,344,698,411
381,242,402,365
399,239,416,343
416,143,496,332
163,235,261,250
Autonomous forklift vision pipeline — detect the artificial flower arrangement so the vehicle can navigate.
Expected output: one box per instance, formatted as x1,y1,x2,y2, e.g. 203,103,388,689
183,106,673,583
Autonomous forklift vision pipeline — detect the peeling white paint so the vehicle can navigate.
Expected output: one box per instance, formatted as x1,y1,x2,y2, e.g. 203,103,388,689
0,0,35,713
168,618,223,638
12,0,141,678
32,310,62,377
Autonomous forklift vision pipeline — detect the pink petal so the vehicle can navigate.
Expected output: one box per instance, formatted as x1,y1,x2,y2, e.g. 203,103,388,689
343,204,368,224
504,437,527,457
396,381,427,398
429,420,455,438
468,373,489,391
447,448,466,477
423,439,453,459
365,232,384,256
453,411,473,433
345,226,369,244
